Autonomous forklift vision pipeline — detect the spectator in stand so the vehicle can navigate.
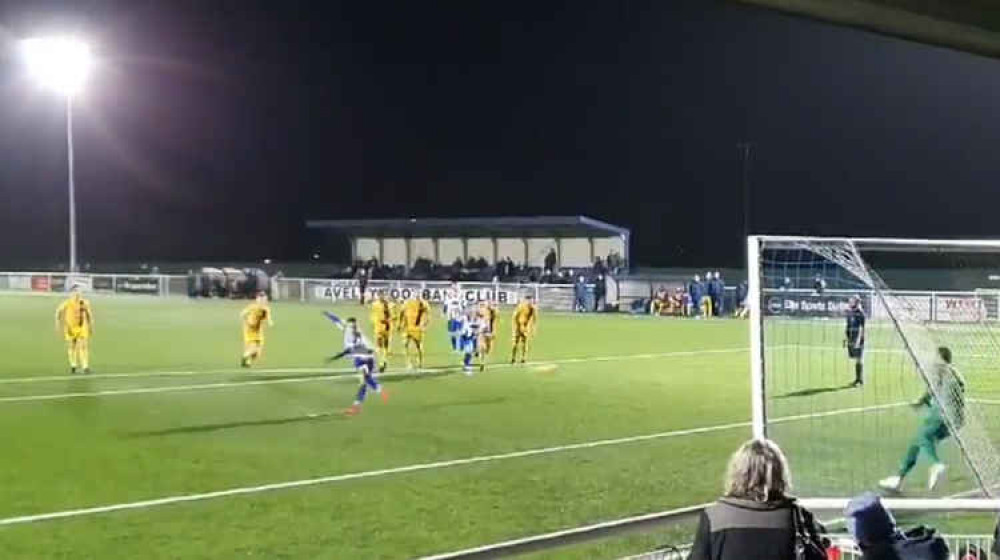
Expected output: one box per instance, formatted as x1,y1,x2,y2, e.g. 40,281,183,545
705,272,719,318
650,286,668,315
713,271,726,316
845,492,949,560
544,249,557,274
573,275,588,312
688,275,703,318
687,439,825,560
356,266,369,305
593,257,607,276
735,281,749,318
607,251,622,274
813,274,827,295
781,276,792,291
593,274,606,312
670,287,685,315
680,287,692,317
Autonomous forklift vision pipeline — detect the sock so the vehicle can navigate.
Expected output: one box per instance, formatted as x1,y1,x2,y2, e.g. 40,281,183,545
68,345,78,369
464,353,472,367
855,363,863,383
898,443,920,478
79,343,89,369
450,336,457,350
356,383,368,403
365,374,379,391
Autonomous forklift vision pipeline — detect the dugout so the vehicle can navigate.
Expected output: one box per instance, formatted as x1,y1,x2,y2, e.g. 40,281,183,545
305,216,630,269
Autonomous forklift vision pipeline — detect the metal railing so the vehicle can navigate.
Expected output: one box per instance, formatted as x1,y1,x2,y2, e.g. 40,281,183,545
416,499,1000,560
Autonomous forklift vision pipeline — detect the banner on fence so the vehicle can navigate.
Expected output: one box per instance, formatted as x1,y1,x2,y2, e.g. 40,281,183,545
31,275,51,292
66,276,93,292
8,275,31,291
935,295,984,323
314,281,521,305
870,294,933,322
115,276,161,295
92,276,114,292
763,292,861,318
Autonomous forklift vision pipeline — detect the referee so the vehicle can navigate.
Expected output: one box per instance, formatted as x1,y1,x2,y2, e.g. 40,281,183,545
845,295,866,387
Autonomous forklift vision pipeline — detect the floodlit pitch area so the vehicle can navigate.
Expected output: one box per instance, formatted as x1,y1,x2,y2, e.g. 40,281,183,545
0,295,748,559
2,295,999,559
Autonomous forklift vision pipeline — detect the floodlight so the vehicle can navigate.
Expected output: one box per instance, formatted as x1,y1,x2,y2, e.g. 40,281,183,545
22,37,93,96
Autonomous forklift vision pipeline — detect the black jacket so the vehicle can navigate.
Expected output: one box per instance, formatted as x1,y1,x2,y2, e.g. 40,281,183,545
687,497,822,560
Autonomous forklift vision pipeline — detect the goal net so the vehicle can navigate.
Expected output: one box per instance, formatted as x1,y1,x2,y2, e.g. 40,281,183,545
749,236,1000,500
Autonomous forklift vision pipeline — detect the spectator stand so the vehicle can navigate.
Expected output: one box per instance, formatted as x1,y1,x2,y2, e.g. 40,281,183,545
305,216,630,284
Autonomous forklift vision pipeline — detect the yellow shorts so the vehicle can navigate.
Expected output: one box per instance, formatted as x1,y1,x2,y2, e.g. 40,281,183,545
375,330,390,348
405,328,424,343
64,327,89,342
480,334,495,351
243,329,263,345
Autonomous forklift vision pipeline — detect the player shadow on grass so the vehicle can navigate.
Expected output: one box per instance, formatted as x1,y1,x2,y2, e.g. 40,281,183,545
774,383,857,399
123,414,346,438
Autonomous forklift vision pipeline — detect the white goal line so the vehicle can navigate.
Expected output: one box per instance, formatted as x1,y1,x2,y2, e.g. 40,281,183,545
0,398,908,527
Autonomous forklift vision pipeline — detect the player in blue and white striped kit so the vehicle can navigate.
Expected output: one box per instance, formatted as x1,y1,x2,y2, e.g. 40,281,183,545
460,307,484,374
326,317,388,415
444,286,465,352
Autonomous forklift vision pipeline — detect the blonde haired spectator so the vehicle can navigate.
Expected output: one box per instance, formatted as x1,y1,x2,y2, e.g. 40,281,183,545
687,439,825,560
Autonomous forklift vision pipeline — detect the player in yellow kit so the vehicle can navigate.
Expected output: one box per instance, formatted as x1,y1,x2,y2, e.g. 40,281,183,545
55,285,94,374
401,293,431,369
511,294,538,364
391,297,405,356
370,292,393,372
478,301,499,371
240,291,274,367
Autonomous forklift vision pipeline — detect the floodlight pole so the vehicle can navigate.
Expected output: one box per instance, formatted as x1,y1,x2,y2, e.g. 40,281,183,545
66,95,78,273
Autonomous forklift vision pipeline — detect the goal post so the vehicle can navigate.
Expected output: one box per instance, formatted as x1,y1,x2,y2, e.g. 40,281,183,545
748,235,1000,502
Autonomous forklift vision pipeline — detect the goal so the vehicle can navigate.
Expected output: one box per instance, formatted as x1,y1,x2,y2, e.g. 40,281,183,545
748,236,1000,501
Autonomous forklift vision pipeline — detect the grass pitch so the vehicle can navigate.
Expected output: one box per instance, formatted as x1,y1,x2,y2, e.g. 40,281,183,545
0,295,750,559
1,294,995,559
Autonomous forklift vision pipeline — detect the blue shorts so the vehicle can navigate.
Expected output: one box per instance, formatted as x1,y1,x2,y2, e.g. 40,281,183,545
460,335,478,354
354,356,375,373
448,319,462,333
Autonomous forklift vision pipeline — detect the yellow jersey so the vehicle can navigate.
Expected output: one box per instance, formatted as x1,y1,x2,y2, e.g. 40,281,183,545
371,299,393,333
57,296,94,337
242,303,271,332
482,306,499,336
513,301,537,330
402,298,431,330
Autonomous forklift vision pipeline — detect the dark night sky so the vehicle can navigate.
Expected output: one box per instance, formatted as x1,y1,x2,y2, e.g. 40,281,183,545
1,0,999,268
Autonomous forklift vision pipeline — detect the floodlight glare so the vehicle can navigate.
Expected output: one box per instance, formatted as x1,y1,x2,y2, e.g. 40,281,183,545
21,36,93,96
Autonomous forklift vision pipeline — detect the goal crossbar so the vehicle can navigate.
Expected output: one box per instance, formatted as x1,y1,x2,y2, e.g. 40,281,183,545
752,235,1000,252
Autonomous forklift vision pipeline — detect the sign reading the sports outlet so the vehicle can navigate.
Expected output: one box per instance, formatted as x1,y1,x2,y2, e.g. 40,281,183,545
763,293,862,318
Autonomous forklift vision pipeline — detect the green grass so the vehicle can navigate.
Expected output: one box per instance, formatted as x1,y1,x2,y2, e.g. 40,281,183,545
1,294,995,559
0,294,750,559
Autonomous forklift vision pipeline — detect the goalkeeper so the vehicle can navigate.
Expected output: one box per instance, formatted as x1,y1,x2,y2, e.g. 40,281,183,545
879,346,965,492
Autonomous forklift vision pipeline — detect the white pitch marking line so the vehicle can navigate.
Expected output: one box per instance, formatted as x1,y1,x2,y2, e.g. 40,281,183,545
0,347,748,385
0,348,749,403
0,399,905,527
0,367,356,385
